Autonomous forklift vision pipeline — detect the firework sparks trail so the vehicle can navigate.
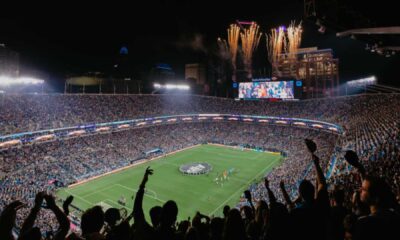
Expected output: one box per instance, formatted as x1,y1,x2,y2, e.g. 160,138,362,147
287,21,302,59
267,26,286,64
240,22,261,78
228,24,240,69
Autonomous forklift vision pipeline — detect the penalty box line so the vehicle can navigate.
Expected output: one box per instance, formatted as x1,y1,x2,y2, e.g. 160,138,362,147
115,184,166,204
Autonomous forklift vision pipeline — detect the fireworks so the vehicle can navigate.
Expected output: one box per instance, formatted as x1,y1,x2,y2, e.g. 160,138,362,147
227,24,240,72
267,21,303,63
286,21,303,59
217,37,230,60
267,26,286,64
240,22,261,78
218,20,303,81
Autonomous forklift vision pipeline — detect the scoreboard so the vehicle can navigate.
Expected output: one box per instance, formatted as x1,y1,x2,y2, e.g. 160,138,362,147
237,80,303,100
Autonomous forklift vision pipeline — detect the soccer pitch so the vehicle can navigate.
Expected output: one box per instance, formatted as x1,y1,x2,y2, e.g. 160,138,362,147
57,144,282,220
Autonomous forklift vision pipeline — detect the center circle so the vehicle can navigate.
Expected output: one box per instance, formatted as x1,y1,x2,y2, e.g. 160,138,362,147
179,162,212,175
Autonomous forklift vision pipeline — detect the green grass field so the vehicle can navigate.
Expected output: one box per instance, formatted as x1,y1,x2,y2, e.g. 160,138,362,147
57,144,282,220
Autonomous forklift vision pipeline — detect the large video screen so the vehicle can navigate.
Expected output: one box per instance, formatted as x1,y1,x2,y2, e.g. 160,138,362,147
238,81,294,99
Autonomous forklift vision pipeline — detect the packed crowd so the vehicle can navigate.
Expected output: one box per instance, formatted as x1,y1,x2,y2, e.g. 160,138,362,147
1,93,399,135
0,93,399,239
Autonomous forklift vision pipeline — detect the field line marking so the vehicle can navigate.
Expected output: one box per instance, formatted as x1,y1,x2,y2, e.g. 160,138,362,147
67,144,202,188
115,184,166,204
104,199,133,212
208,158,279,216
64,189,93,206
160,161,181,167
80,184,116,198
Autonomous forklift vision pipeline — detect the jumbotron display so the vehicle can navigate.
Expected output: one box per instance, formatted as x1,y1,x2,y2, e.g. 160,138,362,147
238,81,294,99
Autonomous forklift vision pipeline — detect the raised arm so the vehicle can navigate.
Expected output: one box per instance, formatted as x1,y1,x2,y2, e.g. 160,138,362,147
132,166,153,223
305,139,327,191
0,200,24,240
19,192,44,238
264,178,277,204
312,154,327,191
45,194,70,240
244,190,255,214
344,150,366,181
279,180,294,210
62,195,74,216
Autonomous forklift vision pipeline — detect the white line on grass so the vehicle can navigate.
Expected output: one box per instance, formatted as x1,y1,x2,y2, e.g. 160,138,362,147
208,158,279,216
104,199,133,212
64,189,93,206
80,184,116,199
160,161,181,167
115,184,166,203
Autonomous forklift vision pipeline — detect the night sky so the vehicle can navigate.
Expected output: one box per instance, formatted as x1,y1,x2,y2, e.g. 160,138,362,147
1,0,399,90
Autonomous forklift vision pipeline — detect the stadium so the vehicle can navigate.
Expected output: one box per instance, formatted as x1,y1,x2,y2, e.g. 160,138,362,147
1,1,400,240
0,93,399,238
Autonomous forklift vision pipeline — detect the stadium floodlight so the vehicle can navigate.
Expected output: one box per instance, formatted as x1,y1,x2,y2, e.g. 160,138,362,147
165,84,190,90
346,76,376,86
18,77,44,85
0,76,13,85
0,76,45,86
165,84,175,89
153,83,190,90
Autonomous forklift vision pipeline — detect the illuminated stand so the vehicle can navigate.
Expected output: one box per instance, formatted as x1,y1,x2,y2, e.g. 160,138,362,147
0,76,45,93
0,114,343,150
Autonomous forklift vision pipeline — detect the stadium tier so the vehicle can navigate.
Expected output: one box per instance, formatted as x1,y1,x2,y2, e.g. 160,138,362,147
0,93,398,135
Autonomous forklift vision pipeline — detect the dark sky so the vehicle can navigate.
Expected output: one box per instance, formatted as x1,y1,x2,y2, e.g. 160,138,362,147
1,0,399,89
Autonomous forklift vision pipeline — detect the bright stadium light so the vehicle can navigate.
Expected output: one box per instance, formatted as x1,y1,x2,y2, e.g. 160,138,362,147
346,76,376,86
18,77,44,85
0,76,13,85
165,84,190,90
0,76,45,86
153,83,190,90
177,85,190,90
165,84,175,89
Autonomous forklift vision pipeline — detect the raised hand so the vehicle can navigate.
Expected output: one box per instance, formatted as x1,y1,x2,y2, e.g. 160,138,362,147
143,166,153,182
0,200,24,220
244,190,252,202
344,150,366,179
44,194,57,210
34,192,45,209
264,177,270,189
305,139,317,153
63,195,74,215
344,150,360,168
140,166,154,188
